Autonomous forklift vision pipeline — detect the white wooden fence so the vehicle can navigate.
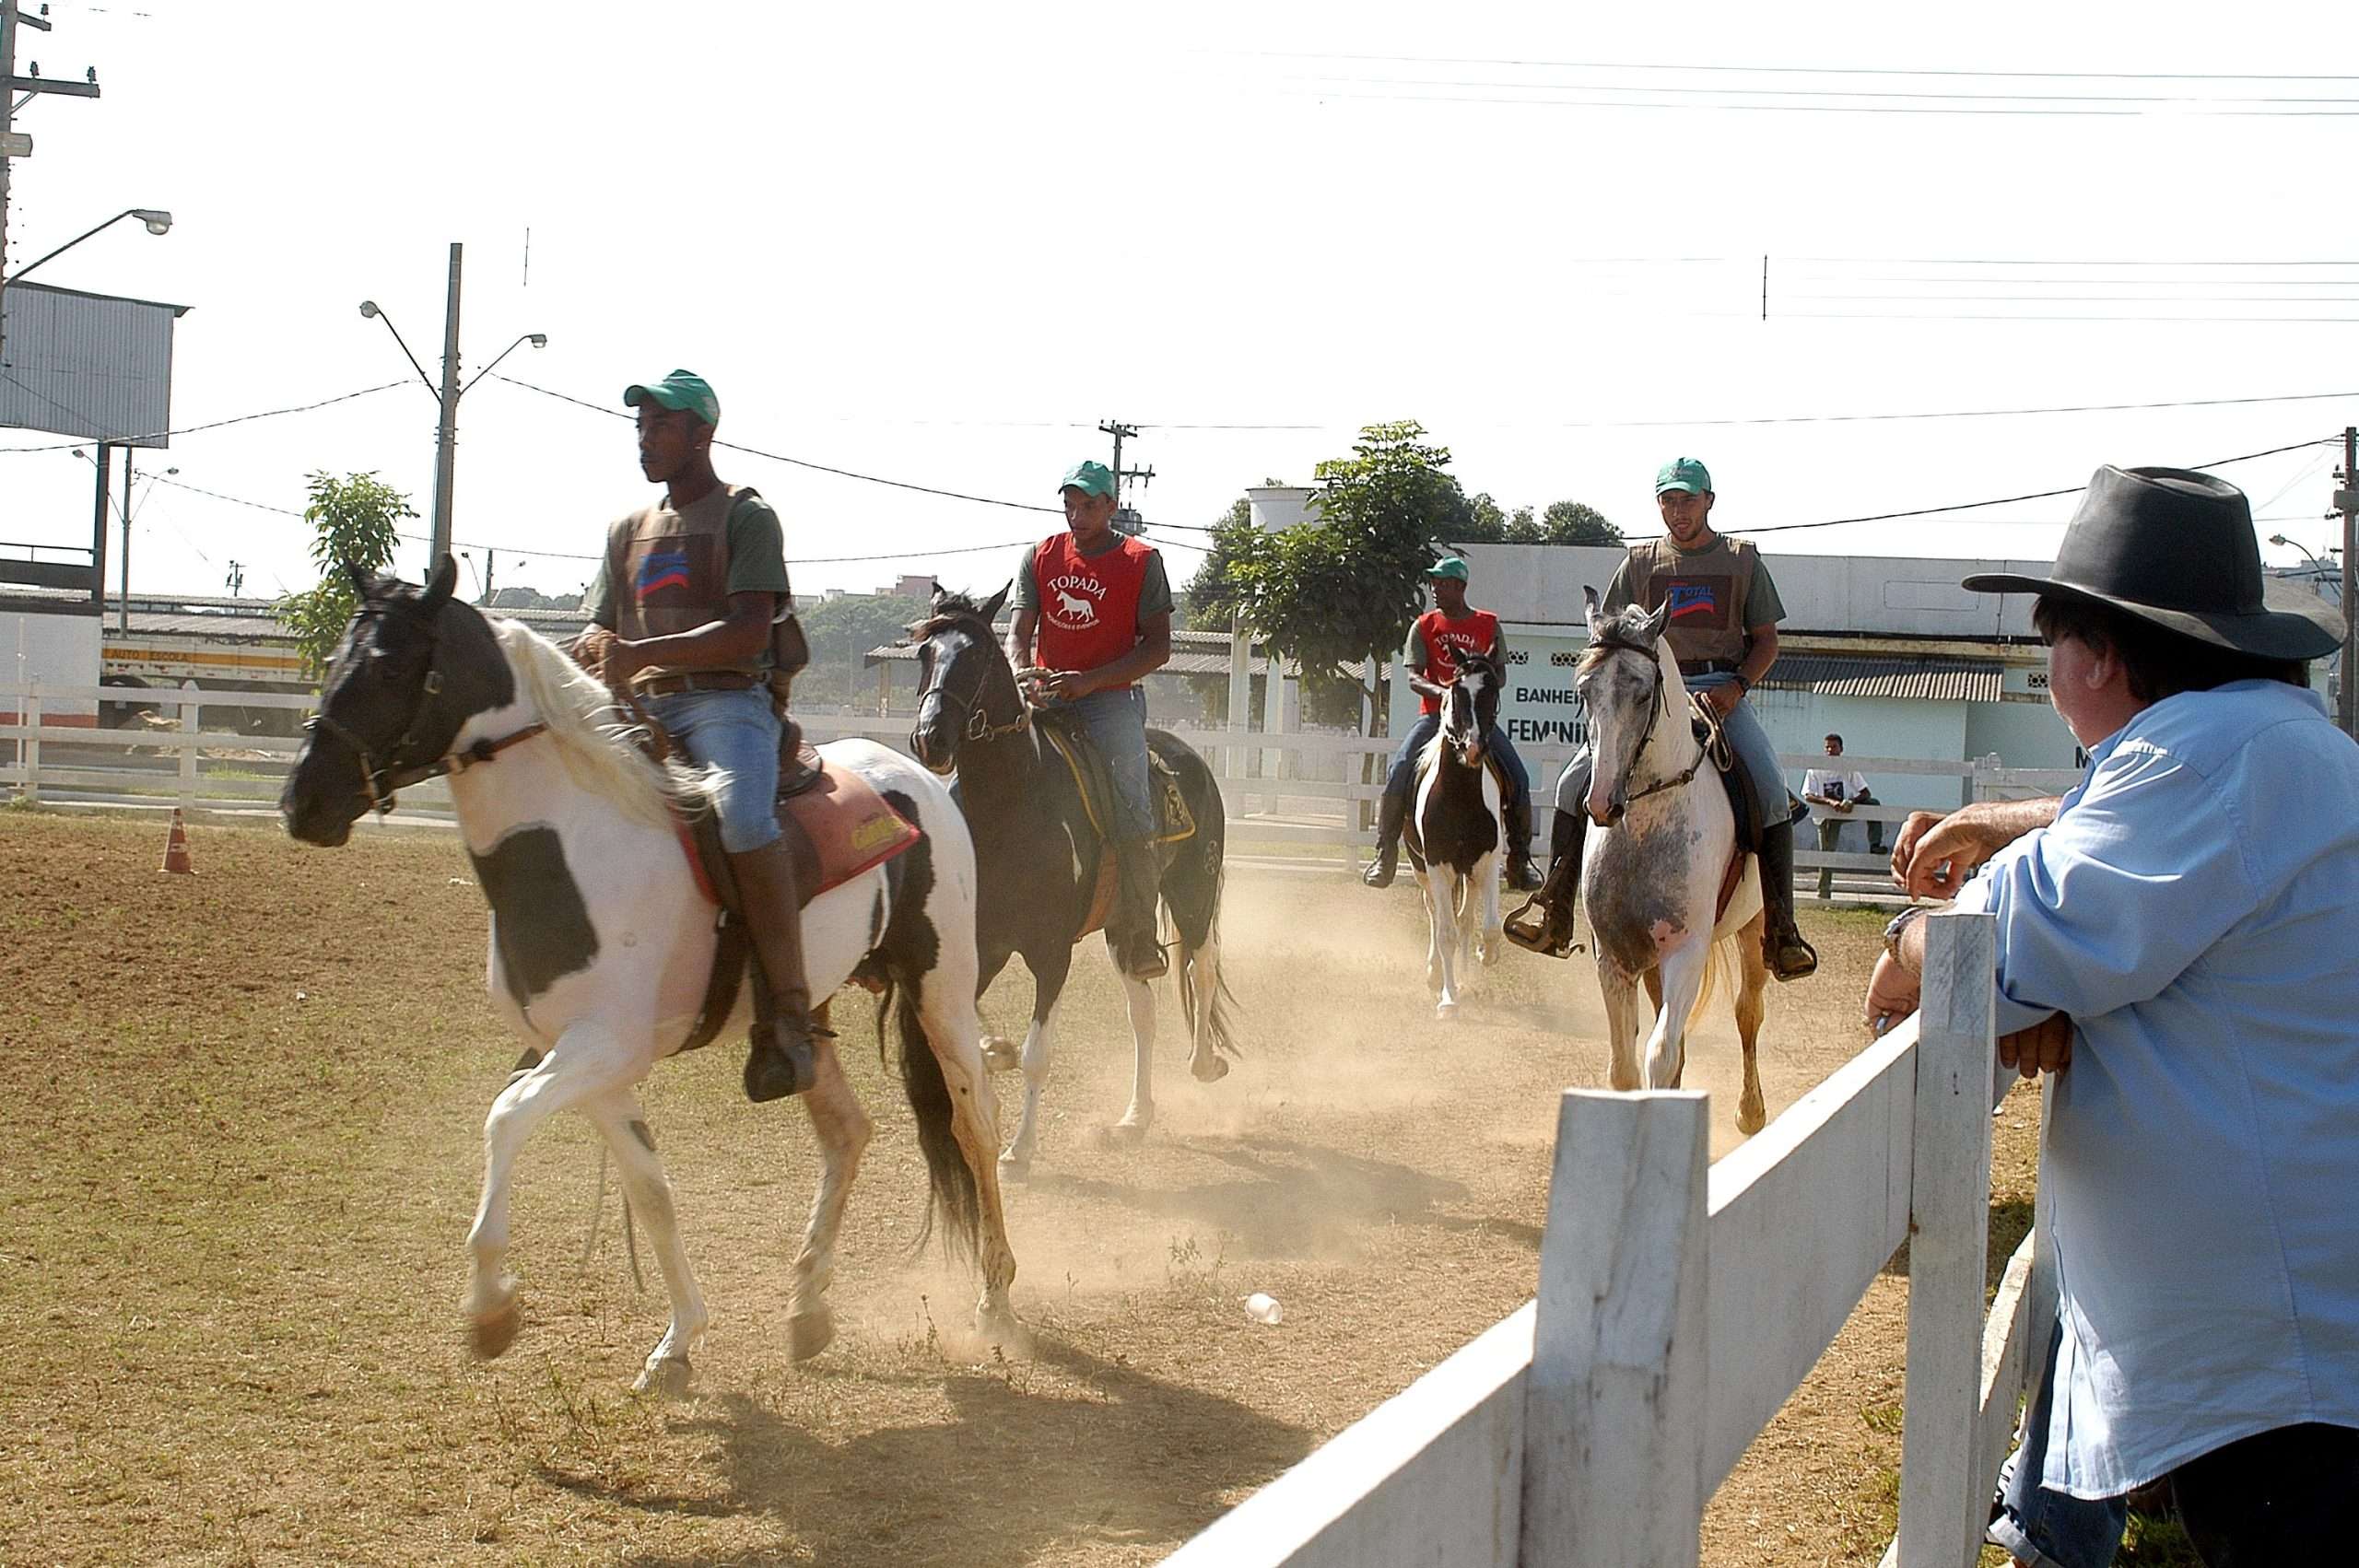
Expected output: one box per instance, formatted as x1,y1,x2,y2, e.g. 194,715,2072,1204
2,681,2079,890
1165,911,2050,1567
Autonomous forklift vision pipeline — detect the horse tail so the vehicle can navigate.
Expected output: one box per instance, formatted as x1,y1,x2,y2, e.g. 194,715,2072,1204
877,971,982,1265
1687,938,1741,1029
1155,731,1242,1063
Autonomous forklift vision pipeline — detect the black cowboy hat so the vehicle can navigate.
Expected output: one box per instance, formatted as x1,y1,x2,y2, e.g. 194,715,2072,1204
1961,464,2343,661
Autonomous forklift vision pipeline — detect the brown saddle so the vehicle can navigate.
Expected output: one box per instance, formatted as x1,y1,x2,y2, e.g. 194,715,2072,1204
1033,712,1197,938
1685,696,1806,924
661,717,922,1053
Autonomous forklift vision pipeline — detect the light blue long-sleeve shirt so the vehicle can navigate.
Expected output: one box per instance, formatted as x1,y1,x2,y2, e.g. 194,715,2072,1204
1951,679,2359,1497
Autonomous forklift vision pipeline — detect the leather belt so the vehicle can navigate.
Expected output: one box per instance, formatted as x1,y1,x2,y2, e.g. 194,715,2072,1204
1686,660,1741,676
634,672,760,696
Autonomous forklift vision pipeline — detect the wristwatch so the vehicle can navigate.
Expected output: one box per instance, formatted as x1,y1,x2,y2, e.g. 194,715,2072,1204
1883,906,1925,964
1732,672,1753,695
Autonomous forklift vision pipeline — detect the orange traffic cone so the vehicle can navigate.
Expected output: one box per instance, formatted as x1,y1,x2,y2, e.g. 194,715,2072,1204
159,808,194,875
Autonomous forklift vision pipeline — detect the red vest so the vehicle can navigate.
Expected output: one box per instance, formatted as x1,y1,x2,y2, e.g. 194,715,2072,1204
1033,532,1153,681
1413,608,1500,716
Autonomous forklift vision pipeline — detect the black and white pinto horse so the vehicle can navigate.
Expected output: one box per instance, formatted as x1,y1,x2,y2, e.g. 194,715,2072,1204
280,560,1018,1393
907,585,1238,1177
1402,649,1507,1019
1575,590,1769,1136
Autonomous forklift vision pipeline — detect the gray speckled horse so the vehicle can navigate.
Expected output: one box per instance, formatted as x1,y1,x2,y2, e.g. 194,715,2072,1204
1573,588,1768,1135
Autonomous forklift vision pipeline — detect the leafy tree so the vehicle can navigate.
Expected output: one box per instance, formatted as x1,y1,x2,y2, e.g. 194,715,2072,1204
1195,421,1473,731
1461,492,1509,544
1505,505,1544,544
793,591,938,709
276,471,416,675
1542,498,1622,545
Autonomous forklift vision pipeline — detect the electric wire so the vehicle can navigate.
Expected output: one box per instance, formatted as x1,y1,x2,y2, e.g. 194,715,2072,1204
0,380,413,453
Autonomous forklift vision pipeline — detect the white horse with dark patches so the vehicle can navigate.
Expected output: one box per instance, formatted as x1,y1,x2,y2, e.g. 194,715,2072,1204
281,560,1018,1393
1402,648,1506,1019
1574,589,1769,1136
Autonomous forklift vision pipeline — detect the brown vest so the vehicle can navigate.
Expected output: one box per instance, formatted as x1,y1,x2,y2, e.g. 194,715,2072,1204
1621,533,1761,669
605,485,769,681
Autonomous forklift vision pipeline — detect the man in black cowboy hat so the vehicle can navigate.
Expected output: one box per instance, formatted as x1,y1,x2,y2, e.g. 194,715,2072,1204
1863,465,2358,1568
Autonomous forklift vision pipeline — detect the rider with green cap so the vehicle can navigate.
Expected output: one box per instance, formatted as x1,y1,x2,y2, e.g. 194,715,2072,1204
576,369,827,1102
1361,555,1543,892
1005,460,1176,977
1505,457,1818,981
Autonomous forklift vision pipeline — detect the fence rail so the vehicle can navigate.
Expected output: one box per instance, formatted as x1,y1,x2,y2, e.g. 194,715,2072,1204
1167,913,2050,1567
3,681,2083,881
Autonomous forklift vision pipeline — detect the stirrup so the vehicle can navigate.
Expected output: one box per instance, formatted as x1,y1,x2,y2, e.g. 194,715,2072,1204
1503,895,1582,958
745,1014,836,1103
1362,852,1398,888
1766,930,1819,983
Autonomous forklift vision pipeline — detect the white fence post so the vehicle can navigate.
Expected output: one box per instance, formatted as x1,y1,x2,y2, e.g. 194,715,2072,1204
21,684,40,803
1896,911,1998,1568
1521,1089,1710,1568
178,680,202,811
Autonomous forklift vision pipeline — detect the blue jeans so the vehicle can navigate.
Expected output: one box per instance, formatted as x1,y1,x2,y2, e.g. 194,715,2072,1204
1062,685,1153,842
644,686,781,852
1553,672,1782,818
1383,712,1531,807
1989,1321,2129,1568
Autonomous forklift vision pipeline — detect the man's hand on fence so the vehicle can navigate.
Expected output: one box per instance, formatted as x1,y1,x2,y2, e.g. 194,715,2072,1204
1891,809,1989,897
1863,953,1920,1037
1999,1012,2073,1081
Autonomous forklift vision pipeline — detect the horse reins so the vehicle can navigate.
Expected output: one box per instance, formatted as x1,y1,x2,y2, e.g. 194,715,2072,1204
305,604,548,816
922,622,1031,743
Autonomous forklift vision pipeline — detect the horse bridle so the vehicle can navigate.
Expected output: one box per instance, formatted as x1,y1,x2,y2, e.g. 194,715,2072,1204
1589,630,1706,817
921,622,1031,744
304,603,546,816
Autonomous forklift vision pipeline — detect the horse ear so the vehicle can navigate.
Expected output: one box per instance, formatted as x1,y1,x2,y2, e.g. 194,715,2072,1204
345,560,380,600
422,554,459,607
980,581,1012,623
1640,597,1672,644
1582,585,1604,633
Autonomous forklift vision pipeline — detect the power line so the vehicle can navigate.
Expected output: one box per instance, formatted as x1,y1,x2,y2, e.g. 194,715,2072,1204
1280,70,2359,109
0,380,412,453
1275,84,2359,118
491,374,1060,515
1235,50,2359,84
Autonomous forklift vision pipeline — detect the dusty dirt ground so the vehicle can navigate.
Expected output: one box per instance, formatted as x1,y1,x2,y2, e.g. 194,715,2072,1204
2,809,2071,1565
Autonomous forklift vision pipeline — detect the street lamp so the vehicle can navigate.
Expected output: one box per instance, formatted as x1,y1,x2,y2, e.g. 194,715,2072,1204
356,241,545,569
0,205,173,366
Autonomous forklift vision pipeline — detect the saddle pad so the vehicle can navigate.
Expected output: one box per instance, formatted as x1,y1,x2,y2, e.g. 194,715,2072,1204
678,756,921,910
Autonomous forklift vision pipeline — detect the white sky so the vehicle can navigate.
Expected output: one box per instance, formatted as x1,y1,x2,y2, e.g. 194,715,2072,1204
2,0,2353,606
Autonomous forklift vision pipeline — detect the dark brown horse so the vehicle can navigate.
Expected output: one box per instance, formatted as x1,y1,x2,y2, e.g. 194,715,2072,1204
908,585,1238,1177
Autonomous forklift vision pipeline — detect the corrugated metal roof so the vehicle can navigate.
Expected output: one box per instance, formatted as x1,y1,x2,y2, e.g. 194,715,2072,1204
1760,655,2001,702
0,282,187,447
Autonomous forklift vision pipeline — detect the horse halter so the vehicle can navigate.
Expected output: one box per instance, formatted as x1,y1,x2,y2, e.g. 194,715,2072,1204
1588,630,1704,819
304,603,546,816
921,624,1030,744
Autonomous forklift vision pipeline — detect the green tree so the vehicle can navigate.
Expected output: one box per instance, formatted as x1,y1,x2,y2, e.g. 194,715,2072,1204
1542,499,1622,545
276,471,416,675
1193,421,1472,731
1182,496,1255,630
1460,491,1509,544
795,591,939,710
1505,505,1543,544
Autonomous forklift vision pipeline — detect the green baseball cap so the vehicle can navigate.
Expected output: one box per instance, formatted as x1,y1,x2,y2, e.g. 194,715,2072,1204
1426,556,1470,581
1059,460,1117,500
623,369,720,426
1655,457,1712,496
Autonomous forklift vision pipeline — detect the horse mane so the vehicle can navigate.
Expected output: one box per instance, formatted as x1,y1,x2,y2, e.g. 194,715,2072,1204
1578,605,1662,673
909,590,997,644
490,618,704,830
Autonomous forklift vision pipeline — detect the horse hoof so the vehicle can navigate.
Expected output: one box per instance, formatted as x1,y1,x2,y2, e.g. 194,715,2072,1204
999,1153,1032,1183
467,1297,522,1362
1738,1101,1767,1138
633,1353,693,1398
1100,1120,1147,1149
976,1300,1026,1351
788,1309,836,1363
1436,1001,1458,1023
1191,1053,1229,1084
980,1036,1019,1073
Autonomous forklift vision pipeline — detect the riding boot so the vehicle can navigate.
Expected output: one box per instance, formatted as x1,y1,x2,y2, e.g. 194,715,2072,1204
1504,809,1587,957
1113,837,1168,979
725,837,835,1101
1503,789,1543,892
1755,819,1820,982
1361,792,1408,888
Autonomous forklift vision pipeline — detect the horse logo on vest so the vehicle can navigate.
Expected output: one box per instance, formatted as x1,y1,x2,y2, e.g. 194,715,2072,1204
1046,572,1105,630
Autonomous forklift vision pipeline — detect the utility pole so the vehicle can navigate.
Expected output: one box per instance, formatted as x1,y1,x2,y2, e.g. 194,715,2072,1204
1098,418,1155,535
2337,425,2357,737
225,561,243,597
117,444,130,631
430,240,463,565
0,0,101,369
